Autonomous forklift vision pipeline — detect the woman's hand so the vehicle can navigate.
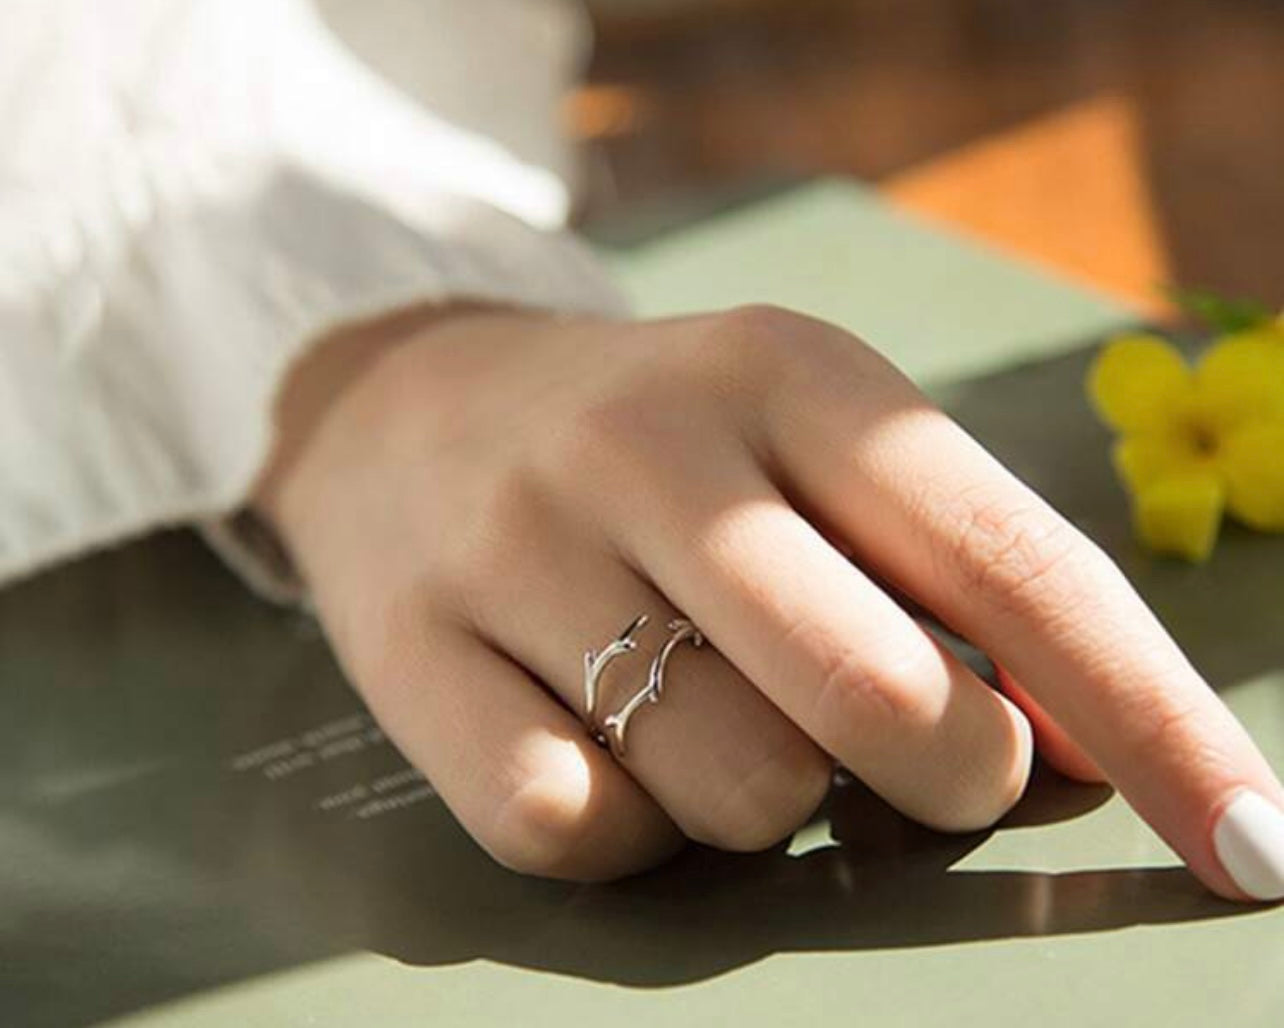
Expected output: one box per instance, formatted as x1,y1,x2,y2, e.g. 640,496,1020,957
253,304,1284,901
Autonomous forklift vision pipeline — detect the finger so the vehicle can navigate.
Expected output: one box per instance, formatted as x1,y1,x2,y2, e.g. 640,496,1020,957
995,663,1106,783
767,326,1284,900
347,613,684,881
601,446,1034,834
460,503,833,853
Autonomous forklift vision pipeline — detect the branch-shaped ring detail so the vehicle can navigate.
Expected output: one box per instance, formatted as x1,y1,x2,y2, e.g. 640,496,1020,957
599,619,703,758
583,614,648,729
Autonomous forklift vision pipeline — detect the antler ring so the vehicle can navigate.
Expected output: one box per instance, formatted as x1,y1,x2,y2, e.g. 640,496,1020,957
582,615,704,759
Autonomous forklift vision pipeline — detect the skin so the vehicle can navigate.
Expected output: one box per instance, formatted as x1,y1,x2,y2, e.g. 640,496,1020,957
253,302,1284,899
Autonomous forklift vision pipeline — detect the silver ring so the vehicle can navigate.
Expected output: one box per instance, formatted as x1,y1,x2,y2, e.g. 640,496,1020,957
582,614,704,759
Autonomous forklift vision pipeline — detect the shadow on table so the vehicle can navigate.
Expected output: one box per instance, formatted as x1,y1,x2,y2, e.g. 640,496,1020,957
360,765,1233,987
4,337,1281,1027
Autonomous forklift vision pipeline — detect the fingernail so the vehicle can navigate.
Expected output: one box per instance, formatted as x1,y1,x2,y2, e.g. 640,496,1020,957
1212,790,1284,901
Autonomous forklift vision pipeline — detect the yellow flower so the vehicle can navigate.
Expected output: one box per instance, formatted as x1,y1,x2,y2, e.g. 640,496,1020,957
1087,331,1284,561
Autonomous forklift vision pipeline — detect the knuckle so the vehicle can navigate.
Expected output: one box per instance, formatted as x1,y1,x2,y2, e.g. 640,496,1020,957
694,304,816,382
943,493,1092,617
1127,693,1211,765
693,736,833,853
1105,663,1233,783
809,632,939,731
693,305,895,430
705,303,808,349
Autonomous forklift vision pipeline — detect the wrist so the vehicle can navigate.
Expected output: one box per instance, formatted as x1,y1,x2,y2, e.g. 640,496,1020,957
250,302,485,558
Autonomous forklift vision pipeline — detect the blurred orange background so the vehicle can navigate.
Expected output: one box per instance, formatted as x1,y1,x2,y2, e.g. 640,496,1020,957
573,0,1284,318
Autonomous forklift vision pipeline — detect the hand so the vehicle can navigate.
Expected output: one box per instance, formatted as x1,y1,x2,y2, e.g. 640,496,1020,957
254,303,1284,901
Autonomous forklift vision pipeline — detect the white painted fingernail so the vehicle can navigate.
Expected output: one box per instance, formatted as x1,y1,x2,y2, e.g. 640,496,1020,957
1212,790,1284,901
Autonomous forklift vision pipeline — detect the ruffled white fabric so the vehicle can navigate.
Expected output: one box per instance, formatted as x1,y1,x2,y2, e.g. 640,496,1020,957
0,0,624,594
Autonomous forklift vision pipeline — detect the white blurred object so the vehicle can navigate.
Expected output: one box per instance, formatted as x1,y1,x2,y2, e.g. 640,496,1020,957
0,0,625,594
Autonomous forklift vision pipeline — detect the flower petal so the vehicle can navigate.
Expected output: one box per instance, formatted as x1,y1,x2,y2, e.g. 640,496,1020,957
1088,334,1195,434
1129,472,1226,562
1195,333,1284,433
1218,421,1284,531
1113,434,1210,492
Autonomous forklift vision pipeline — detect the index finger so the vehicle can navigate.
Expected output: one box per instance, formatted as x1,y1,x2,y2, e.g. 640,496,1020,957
763,316,1284,902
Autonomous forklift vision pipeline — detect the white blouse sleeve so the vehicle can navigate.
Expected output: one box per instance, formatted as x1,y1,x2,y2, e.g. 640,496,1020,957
0,0,624,595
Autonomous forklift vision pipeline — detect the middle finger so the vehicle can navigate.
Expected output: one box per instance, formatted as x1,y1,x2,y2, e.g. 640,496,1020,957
606,448,1035,833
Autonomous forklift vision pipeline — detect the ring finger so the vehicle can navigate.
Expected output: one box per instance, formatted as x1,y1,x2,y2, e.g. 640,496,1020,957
463,502,834,853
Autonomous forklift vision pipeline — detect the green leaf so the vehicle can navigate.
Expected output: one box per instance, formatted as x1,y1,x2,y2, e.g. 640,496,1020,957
1164,285,1274,334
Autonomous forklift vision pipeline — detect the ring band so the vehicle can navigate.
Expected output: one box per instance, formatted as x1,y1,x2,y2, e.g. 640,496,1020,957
583,614,704,758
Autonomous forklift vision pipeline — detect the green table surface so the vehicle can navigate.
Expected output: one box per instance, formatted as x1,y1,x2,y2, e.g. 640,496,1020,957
3,180,1281,1028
